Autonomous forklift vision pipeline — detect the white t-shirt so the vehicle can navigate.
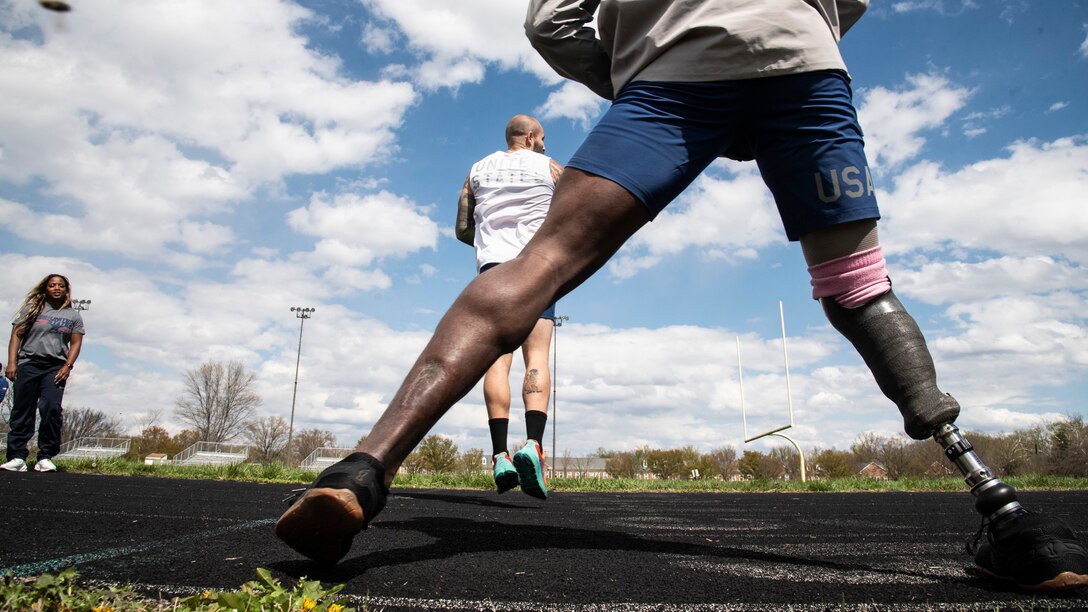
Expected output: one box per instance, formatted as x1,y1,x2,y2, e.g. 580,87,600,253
469,149,555,271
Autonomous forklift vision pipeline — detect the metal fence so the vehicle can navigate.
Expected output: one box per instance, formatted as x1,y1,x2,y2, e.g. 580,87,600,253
56,437,131,460
299,446,353,471
171,441,250,466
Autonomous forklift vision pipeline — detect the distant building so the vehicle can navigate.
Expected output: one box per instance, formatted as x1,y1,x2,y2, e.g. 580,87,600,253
858,461,889,480
551,456,609,478
144,453,168,465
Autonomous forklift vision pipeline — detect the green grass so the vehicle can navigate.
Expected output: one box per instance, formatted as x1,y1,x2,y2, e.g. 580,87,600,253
1,566,355,611
53,457,1088,493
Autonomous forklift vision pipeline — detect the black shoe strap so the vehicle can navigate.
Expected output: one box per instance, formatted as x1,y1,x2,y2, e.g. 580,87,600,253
305,452,390,529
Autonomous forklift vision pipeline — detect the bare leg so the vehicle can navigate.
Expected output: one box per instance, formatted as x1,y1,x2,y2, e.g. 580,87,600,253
357,169,650,484
520,318,554,415
483,353,514,420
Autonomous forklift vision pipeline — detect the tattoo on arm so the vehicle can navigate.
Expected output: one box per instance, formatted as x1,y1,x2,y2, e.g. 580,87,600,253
455,174,476,246
550,160,564,185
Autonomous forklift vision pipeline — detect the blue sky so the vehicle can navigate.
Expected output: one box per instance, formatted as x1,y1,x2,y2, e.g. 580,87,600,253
1,0,1086,459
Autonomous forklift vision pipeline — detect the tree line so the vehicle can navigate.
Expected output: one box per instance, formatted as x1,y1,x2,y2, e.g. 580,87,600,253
3,358,1085,479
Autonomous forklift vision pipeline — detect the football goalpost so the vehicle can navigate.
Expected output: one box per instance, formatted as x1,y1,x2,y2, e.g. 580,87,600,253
737,301,807,482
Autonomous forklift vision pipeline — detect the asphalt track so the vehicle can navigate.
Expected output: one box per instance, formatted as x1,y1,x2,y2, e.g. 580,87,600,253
1,472,1086,610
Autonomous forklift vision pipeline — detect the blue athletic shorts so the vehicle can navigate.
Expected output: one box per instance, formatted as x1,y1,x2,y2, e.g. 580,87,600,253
480,262,557,321
567,69,880,241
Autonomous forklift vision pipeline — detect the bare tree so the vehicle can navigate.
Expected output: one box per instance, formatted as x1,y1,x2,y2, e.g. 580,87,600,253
246,416,290,464
61,406,124,444
604,448,650,479
851,432,930,480
768,446,802,480
706,446,738,479
174,360,261,442
1047,415,1088,477
135,406,164,431
291,428,338,465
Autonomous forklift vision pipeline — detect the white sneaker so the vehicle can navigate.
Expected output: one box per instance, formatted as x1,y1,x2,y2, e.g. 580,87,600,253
34,458,57,472
1,458,28,472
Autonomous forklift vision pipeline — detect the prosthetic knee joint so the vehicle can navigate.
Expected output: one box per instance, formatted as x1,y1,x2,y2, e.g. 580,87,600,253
933,423,1024,522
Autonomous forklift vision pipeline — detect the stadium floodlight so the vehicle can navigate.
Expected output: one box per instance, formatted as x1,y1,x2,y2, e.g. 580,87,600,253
551,314,569,479
287,306,316,464
738,301,807,482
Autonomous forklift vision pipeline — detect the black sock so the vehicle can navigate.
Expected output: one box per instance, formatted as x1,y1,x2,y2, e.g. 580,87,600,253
525,410,548,446
488,418,509,456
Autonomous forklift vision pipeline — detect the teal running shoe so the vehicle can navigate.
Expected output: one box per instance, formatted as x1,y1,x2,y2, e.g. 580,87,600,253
512,440,548,500
493,452,519,494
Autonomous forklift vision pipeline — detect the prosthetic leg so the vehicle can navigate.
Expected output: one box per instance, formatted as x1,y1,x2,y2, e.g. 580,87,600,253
823,289,1088,591
822,290,1023,523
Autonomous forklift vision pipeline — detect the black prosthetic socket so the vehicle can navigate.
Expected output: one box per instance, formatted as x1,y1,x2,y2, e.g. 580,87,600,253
933,424,1024,522
821,290,960,440
310,452,389,528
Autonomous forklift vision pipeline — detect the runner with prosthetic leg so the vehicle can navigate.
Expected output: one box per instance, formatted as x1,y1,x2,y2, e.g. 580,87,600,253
276,0,1088,591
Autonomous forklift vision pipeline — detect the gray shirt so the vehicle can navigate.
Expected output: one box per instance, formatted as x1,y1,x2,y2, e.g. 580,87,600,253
526,0,868,100
14,305,85,364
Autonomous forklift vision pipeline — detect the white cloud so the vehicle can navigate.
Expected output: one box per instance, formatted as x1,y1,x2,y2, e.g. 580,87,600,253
535,81,606,127
881,136,1088,265
1048,101,1069,113
857,73,973,168
609,162,783,278
890,1,978,15
361,0,547,90
361,21,397,54
287,190,439,268
0,0,417,267
896,256,1087,306
961,105,1009,138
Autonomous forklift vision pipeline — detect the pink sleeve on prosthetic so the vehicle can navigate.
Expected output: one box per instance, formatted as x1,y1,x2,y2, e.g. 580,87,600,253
808,245,892,309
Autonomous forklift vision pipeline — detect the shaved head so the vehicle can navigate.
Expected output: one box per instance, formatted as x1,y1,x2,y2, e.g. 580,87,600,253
505,114,544,149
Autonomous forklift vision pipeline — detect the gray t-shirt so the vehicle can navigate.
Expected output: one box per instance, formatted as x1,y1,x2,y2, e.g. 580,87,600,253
526,0,868,99
13,305,85,364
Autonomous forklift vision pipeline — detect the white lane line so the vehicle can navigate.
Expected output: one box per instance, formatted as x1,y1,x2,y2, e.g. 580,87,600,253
4,505,248,523
0,518,275,577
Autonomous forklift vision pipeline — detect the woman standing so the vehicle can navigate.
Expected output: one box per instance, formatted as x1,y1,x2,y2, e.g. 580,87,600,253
1,274,85,472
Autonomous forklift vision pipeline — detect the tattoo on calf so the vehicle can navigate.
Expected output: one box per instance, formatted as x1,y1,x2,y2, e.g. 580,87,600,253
524,369,543,394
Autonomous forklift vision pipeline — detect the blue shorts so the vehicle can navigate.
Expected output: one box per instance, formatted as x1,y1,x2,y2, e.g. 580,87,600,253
567,70,880,241
480,262,557,321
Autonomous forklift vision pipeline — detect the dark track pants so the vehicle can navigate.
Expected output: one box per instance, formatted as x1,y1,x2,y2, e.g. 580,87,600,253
6,359,65,460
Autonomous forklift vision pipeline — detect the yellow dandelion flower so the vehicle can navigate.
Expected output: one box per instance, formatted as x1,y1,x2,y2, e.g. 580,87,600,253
329,605,343,612
302,596,317,610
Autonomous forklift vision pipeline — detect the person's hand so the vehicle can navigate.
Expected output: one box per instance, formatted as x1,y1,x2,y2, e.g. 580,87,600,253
4,364,15,380
54,363,71,384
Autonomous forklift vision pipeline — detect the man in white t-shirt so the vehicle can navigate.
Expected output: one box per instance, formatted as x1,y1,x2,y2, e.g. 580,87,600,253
455,115,564,500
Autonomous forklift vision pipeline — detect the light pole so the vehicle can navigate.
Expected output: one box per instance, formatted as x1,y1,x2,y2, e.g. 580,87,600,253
72,299,91,311
287,306,315,464
550,314,568,479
